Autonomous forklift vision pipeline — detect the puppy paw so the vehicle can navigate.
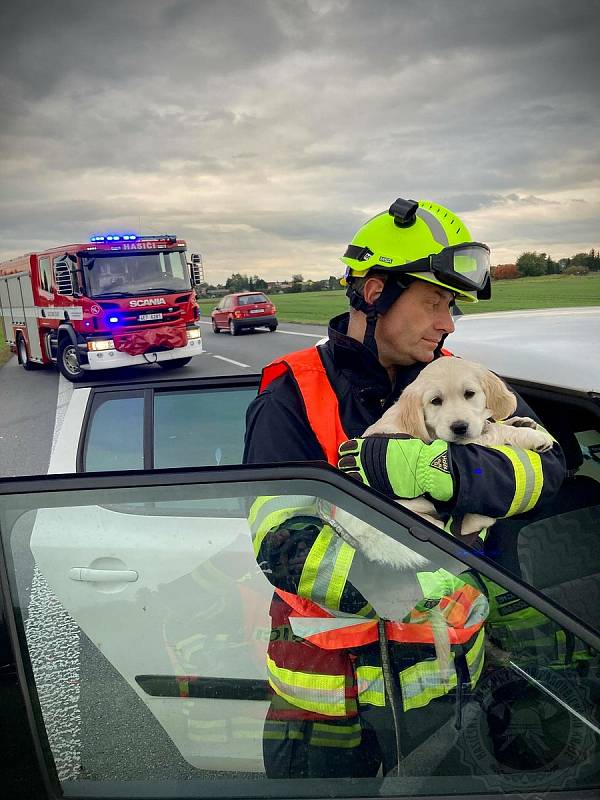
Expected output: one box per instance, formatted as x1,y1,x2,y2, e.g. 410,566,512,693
503,416,537,428
518,428,554,452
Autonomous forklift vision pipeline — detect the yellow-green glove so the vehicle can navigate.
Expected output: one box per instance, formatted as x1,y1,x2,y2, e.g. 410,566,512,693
338,436,454,501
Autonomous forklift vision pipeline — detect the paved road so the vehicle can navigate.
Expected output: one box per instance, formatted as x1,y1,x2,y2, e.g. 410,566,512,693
0,318,327,479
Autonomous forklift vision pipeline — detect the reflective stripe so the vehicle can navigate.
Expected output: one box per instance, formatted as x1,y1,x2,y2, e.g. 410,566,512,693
356,665,386,707
466,628,485,685
310,720,362,747
357,601,378,619
263,720,305,741
416,207,449,247
174,632,207,667
289,615,373,639
399,654,457,711
298,525,355,609
187,718,227,743
249,495,317,555
489,446,543,516
266,655,352,717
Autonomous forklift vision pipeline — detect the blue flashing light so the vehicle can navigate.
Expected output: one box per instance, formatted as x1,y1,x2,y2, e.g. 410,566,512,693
109,316,119,323
90,233,139,243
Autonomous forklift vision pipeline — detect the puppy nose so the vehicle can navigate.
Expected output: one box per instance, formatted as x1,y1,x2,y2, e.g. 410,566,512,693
450,421,469,437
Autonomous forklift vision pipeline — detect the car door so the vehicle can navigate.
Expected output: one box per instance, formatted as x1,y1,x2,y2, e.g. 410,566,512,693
1,464,599,798
24,377,262,773
215,295,231,328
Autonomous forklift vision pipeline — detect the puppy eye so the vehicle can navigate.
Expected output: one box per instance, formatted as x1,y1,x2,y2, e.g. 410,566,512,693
430,397,443,406
464,390,476,399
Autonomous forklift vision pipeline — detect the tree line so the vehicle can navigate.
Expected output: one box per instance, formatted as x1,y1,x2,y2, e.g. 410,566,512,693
493,248,600,280
201,248,599,292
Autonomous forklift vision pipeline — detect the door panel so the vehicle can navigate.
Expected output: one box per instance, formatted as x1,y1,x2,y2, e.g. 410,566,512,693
1,469,599,798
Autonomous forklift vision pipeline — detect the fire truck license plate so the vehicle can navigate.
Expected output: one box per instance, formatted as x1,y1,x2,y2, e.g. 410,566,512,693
139,312,163,321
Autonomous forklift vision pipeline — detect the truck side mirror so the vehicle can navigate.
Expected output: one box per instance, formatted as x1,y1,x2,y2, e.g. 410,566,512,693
190,253,204,287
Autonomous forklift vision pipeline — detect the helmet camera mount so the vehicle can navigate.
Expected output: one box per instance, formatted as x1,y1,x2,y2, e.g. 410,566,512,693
388,197,418,227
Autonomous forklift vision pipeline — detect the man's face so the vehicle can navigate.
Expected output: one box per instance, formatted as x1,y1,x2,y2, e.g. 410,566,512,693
375,279,456,367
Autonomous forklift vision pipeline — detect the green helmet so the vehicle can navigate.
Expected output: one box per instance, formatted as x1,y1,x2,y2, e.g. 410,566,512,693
341,198,491,303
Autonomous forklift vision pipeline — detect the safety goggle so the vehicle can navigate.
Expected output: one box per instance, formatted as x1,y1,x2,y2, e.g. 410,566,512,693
404,242,491,294
344,241,491,296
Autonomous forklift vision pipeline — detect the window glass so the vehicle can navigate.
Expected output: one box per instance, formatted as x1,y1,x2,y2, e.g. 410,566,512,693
159,250,187,282
1,475,598,798
238,294,268,305
153,387,254,468
482,423,600,626
38,256,52,293
84,395,144,470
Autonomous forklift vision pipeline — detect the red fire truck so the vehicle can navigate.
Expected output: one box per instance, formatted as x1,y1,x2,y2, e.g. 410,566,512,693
0,234,203,381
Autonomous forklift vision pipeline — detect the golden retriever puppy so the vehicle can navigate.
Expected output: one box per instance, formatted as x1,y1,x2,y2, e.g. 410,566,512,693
320,358,553,576
363,357,554,535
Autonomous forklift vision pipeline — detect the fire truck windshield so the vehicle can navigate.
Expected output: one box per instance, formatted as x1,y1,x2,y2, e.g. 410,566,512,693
82,251,190,298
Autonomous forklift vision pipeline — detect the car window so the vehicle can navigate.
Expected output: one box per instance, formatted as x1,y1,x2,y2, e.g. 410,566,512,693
480,419,600,627
153,387,254,467
238,294,268,305
83,393,145,471
82,385,257,472
1,469,598,798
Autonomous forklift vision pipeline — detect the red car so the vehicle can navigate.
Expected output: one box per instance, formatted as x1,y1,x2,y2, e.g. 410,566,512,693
211,292,278,336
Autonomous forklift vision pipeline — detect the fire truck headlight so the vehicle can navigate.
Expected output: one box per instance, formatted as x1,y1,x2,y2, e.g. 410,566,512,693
88,339,115,351
187,328,201,340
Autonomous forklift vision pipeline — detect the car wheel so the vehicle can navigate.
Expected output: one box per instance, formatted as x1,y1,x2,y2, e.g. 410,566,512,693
158,357,192,370
58,339,84,382
229,319,238,336
268,324,278,332
17,334,35,370
212,319,220,333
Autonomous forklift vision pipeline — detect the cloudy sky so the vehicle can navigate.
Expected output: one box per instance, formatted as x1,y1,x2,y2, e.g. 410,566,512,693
1,0,599,284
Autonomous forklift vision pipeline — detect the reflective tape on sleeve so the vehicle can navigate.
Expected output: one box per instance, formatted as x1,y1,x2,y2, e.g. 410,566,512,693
249,495,318,555
488,446,543,516
298,524,355,609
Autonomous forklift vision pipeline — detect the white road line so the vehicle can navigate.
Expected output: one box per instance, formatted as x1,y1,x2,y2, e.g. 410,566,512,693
197,319,323,338
275,329,322,337
211,354,252,368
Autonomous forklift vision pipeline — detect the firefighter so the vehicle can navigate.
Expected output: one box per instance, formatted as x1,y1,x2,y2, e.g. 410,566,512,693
243,198,566,778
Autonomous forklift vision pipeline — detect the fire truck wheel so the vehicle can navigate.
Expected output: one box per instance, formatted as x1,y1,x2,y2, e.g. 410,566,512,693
58,339,84,382
158,357,192,370
17,335,35,370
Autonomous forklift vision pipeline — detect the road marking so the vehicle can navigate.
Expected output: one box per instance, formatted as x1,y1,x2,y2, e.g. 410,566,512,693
212,354,252,368
197,318,323,338
275,329,322,338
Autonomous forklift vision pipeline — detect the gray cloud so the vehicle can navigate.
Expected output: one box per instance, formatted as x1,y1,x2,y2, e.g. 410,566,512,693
1,0,599,282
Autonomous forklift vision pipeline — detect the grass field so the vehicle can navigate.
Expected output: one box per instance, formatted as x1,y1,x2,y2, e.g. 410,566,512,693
198,273,600,324
0,326,11,368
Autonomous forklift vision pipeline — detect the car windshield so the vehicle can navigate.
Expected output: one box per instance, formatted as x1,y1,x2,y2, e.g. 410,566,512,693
238,294,268,305
82,251,190,297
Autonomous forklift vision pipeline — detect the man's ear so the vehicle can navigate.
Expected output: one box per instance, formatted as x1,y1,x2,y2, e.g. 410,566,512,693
362,276,385,305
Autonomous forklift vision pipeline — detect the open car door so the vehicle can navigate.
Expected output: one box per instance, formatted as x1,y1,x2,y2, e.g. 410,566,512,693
1,464,600,799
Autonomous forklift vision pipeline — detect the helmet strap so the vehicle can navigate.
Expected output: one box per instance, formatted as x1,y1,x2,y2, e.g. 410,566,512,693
345,276,407,358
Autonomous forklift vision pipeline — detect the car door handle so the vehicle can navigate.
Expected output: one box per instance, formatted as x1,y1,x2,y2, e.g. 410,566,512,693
69,568,139,583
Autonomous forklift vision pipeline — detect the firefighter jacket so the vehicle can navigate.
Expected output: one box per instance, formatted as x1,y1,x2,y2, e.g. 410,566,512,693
243,312,566,723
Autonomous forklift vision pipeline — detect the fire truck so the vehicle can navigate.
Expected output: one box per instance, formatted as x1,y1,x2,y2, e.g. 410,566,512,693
0,234,203,381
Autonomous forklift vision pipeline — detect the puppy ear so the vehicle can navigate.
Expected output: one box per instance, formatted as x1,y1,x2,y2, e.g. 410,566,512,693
479,369,517,420
387,385,432,442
